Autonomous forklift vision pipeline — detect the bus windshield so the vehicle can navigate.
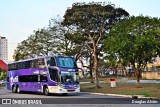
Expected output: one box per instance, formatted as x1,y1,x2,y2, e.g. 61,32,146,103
60,71,79,84
56,57,77,68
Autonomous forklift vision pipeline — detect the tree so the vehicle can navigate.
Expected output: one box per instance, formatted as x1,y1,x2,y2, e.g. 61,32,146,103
14,18,87,61
62,2,129,88
49,18,88,61
105,16,160,87
0,68,6,80
13,28,59,61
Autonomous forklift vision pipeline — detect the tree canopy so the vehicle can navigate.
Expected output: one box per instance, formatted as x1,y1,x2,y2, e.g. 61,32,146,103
13,28,59,60
105,16,160,87
13,19,87,61
62,2,129,88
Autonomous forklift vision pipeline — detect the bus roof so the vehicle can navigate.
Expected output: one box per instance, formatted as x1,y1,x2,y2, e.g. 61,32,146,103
8,55,71,64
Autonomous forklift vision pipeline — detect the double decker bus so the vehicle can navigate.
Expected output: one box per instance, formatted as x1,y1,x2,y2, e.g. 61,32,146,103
7,55,80,95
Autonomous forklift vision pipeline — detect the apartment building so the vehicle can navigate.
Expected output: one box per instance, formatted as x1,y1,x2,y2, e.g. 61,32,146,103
0,36,8,63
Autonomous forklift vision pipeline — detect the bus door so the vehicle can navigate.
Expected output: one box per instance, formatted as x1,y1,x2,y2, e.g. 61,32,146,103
37,75,42,92
7,71,12,90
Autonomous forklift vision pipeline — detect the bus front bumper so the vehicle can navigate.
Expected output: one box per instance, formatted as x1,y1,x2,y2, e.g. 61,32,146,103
48,86,80,94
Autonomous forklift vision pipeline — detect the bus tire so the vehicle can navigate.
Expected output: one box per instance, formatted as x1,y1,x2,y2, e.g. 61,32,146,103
12,85,17,93
16,85,21,93
44,86,50,96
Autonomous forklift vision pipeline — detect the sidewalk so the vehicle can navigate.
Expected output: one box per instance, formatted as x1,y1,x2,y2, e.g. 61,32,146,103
80,80,160,84
127,80,160,84
89,92,159,99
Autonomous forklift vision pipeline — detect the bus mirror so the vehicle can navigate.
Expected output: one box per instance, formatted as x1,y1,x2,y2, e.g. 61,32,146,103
78,68,84,76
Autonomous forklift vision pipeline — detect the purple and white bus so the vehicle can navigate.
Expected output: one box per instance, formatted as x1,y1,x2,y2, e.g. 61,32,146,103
7,55,80,95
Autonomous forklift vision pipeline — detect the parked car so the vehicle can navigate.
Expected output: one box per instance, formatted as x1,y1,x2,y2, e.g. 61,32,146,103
0,79,7,86
105,69,113,75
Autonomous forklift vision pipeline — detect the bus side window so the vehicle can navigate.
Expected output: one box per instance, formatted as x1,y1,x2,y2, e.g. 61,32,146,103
29,75,38,82
37,59,45,68
31,60,38,68
50,57,56,66
11,63,17,70
8,64,12,71
49,68,59,82
19,75,38,82
40,75,48,82
19,76,26,82
25,61,32,69
18,62,25,69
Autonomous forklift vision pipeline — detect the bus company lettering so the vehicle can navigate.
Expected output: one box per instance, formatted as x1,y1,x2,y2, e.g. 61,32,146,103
68,69,75,71
27,100,42,104
12,99,42,104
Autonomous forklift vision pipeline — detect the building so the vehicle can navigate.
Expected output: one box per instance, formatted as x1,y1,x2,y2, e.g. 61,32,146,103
154,56,160,64
0,60,7,71
0,60,7,77
0,36,8,63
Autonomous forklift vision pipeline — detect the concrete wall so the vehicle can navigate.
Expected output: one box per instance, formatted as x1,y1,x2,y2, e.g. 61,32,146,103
142,71,160,79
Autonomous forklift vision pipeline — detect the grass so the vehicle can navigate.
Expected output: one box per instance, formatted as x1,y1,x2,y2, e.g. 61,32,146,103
80,83,160,98
0,86,3,89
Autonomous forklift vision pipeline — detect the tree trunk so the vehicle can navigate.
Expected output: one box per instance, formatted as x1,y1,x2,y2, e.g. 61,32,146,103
93,47,100,89
137,76,140,88
89,53,94,83
136,69,141,88
90,70,94,83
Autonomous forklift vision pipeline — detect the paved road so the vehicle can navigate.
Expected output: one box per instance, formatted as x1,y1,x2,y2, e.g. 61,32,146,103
0,86,120,98
0,86,159,107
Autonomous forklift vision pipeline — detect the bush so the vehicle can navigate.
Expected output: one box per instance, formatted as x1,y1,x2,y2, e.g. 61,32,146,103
0,68,6,80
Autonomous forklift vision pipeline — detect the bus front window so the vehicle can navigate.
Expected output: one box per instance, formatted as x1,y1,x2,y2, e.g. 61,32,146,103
56,57,77,68
60,72,79,84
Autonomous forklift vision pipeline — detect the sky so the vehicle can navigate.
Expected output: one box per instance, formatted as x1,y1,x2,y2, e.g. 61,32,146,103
0,0,160,62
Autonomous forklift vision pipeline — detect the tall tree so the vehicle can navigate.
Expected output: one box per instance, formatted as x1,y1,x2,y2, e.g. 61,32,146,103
49,18,87,61
13,28,59,60
14,18,87,61
62,2,129,88
105,16,160,87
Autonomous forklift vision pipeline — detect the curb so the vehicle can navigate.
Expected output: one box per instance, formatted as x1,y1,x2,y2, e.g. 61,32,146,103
89,92,158,99
90,93,132,98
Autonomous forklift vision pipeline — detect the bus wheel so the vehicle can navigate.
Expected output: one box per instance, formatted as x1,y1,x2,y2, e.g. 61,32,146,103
17,86,21,93
12,85,17,93
44,87,50,96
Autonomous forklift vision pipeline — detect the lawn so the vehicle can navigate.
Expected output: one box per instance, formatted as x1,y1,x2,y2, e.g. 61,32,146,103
0,86,2,89
80,83,160,98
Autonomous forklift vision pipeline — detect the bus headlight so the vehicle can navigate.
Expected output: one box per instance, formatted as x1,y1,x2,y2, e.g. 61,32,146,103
76,84,80,88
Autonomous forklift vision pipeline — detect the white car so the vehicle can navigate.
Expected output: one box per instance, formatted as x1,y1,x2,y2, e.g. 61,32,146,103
0,80,6,86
